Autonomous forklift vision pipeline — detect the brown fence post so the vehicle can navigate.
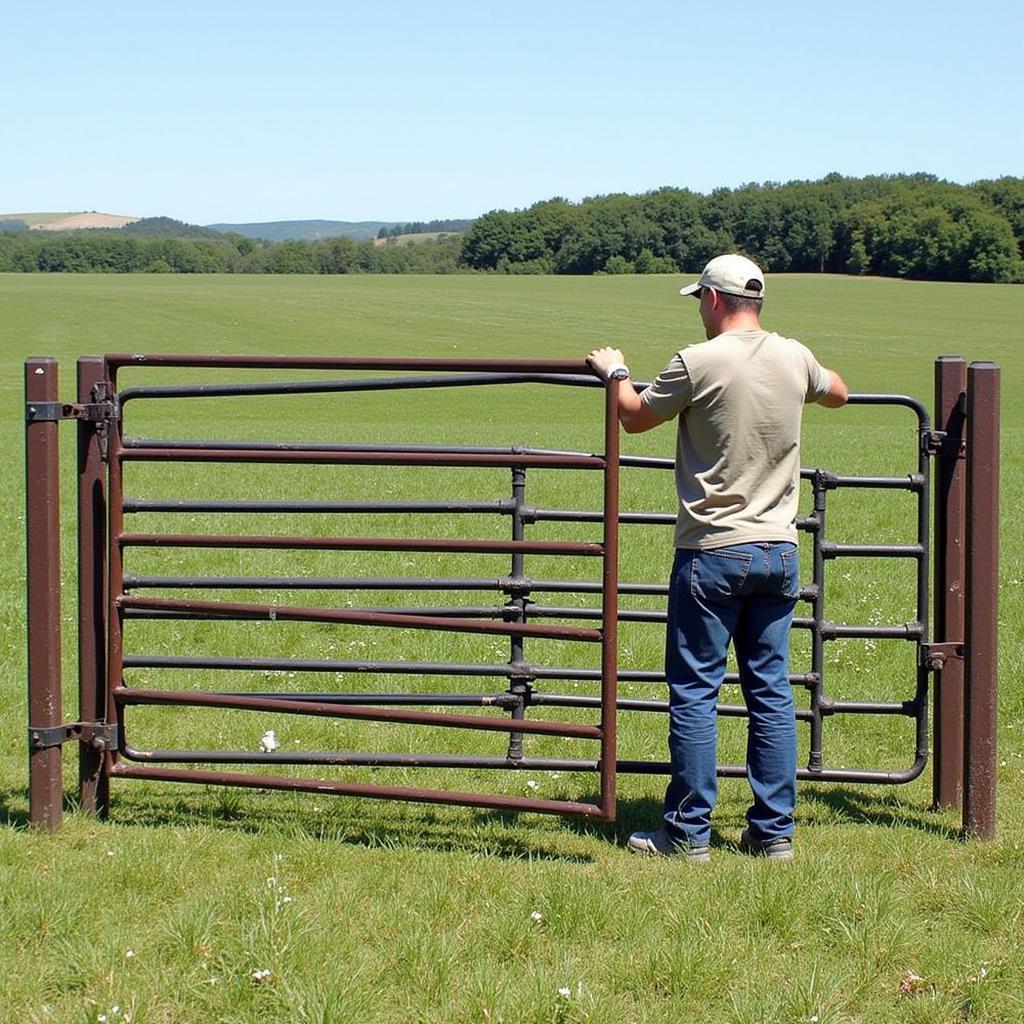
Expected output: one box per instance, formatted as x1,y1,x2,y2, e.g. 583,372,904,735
963,361,1000,839
25,357,64,829
933,356,967,809
78,356,109,814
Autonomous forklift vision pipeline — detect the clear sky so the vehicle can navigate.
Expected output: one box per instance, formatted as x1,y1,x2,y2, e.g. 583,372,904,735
4,0,1021,226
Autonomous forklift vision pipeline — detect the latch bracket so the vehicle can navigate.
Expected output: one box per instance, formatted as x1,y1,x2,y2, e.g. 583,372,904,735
920,641,965,670
29,722,119,751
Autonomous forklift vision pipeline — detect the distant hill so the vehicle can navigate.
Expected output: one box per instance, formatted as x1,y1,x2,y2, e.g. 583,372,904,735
1,211,141,230
206,220,396,242
122,217,225,239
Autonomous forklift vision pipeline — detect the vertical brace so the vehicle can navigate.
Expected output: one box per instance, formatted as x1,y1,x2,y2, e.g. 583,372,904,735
932,356,967,809
599,378,620,820
963,362,1000,839
78,356,110,814
505,464,529,760
806,470,828,773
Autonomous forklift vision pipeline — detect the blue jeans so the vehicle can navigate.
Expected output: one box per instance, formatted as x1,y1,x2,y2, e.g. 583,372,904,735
662,543,799,848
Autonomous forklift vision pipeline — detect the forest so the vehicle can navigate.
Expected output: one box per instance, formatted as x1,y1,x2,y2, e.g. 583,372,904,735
1,174,1021,282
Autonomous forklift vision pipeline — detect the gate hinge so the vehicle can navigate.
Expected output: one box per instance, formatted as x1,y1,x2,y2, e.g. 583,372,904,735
922,429,965,459
920,642,964,670
29,722,119,751
26,400,117,424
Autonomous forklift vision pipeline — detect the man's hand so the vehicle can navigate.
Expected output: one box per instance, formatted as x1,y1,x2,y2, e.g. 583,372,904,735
587,346,627,380
585,346,665,434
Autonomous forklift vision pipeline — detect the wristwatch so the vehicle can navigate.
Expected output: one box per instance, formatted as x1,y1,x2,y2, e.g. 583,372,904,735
607,363,630,381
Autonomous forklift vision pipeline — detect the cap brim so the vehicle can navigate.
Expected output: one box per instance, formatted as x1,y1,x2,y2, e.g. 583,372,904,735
678,282,702,297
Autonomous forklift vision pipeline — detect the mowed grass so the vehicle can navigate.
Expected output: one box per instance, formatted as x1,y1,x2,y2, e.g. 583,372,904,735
3,272,1023,1023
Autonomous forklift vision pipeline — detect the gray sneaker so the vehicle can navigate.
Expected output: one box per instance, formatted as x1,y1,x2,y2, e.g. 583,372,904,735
740,827,793,861
627,829,711,862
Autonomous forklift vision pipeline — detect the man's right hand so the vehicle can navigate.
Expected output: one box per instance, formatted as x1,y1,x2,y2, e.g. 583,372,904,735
587,346,627,380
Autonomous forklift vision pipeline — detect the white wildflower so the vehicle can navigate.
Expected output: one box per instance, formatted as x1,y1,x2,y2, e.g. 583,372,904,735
251,968,273,983
260,730,279,753
530,910,543,923
526,779,539,791
557,987,571,999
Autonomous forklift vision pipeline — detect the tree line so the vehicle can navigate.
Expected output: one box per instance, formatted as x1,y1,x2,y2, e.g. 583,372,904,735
2,175,1022,282
460,174,1024,282
0,228,463,274
376,218,474,238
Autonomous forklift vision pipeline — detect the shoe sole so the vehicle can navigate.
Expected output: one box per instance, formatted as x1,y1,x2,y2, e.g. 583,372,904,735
627,841,711,862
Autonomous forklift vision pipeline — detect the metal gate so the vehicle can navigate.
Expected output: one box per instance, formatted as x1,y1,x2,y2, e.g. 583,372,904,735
25,354,1000,836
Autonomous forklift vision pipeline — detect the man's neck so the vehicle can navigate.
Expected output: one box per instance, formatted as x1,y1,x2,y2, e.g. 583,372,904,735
708,312,762,338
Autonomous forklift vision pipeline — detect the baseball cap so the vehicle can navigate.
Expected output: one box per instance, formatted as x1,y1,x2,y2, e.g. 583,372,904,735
679,254,765,299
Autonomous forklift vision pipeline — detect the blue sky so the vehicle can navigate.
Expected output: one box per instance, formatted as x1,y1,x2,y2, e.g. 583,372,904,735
4,0,1021,225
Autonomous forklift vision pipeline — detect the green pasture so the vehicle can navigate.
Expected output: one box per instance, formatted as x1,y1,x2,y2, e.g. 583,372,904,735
2,272,1022,1023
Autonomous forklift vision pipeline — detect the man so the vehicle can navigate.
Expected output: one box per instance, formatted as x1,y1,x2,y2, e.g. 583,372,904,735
587,254,848,862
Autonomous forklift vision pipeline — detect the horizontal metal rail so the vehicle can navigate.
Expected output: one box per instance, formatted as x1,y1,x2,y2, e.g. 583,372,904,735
114,686,602,738
119,447,606,469
121,575,664,595
118,595,603,642
107,764,607,818
119,653,819,688
106,355,597,372
117,533,603,556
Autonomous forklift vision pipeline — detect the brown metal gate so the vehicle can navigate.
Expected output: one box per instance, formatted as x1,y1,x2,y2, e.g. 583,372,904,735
25,354,1000,837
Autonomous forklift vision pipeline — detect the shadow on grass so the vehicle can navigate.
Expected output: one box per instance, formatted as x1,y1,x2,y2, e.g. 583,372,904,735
798,784,962,839
562,784,965,848
0,785,30,828
94,784,604,862
2,778,963,851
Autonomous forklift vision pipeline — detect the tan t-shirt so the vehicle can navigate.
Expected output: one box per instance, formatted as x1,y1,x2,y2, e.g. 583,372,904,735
640,329,832,549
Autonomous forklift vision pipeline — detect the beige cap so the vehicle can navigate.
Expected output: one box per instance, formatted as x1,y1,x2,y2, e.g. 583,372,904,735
679,253,765,299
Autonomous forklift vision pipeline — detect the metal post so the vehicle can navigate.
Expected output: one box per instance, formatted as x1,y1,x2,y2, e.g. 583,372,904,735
932,356,967,809
105,366,126,775
506,465,529,760
599,379,621,819
78,357,109,814
963,362,999,839
807,471,828,772
25,358,63,828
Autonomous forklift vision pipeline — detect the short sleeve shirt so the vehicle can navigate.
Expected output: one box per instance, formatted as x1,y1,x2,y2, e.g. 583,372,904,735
641,329,832,549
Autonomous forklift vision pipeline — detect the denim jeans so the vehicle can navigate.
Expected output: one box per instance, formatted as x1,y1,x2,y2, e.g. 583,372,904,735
662,542,799,848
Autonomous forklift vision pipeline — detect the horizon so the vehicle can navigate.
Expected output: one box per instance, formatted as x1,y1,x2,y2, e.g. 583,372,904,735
3,166,1018,232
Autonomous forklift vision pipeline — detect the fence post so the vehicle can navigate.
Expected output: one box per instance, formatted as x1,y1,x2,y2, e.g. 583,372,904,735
932,356,967,809
78,356,109,814
25,357,64,829
963,361,1000,839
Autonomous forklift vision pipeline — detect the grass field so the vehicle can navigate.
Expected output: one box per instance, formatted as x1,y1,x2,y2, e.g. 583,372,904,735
3,272,1023,1023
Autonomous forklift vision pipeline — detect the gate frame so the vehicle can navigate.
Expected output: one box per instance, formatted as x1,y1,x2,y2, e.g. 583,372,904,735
25,355,1000,837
